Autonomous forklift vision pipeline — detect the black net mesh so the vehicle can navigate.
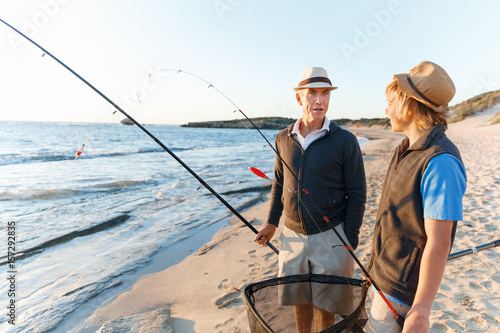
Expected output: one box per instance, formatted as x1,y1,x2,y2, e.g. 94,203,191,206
244,274,369,333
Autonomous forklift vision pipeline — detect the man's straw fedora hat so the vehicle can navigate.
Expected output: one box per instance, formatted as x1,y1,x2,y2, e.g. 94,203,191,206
394,61,455,112
293,67,338,91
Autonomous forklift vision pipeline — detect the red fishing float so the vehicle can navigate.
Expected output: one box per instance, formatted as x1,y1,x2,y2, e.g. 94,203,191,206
249,167,270,180
75,139,88,160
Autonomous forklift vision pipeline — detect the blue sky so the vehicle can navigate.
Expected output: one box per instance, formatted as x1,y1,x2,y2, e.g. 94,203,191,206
1,0,499,124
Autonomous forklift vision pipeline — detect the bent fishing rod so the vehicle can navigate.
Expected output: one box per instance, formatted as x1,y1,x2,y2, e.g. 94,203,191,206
150,69,405,328
0,18,278,256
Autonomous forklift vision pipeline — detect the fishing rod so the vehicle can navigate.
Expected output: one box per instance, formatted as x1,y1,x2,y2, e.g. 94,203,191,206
148,69,405,328
0,18,279,256
448,239,500,261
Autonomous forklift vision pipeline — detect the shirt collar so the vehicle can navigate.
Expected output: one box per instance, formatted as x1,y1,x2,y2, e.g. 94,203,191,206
292,116,330,136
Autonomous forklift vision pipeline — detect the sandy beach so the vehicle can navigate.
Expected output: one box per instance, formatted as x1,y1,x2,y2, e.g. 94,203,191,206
80,108,500,333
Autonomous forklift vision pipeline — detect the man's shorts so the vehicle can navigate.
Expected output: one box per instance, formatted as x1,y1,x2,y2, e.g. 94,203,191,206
278,224,354,314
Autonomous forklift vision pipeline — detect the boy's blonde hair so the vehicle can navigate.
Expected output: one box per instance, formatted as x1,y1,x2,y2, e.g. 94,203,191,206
386,77,448,130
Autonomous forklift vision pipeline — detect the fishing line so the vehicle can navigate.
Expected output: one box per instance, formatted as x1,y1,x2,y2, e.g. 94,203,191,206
0,18,279,256
150,68,405,327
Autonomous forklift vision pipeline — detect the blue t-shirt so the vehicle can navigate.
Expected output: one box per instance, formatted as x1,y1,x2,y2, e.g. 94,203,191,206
421,154,467,221
385,153,467,307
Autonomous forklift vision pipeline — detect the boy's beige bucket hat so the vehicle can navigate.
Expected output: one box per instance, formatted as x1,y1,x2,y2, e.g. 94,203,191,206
293,67,338,91
394,61,455,112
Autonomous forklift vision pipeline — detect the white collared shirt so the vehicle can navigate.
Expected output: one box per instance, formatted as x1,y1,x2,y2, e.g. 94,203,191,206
292,116,330,150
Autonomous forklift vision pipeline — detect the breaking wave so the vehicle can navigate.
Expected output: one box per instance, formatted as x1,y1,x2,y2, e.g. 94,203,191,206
0,146,202,166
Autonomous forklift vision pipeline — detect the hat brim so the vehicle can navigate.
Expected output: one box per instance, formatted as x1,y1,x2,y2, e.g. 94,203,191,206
394,73,442,112
293,83,338,92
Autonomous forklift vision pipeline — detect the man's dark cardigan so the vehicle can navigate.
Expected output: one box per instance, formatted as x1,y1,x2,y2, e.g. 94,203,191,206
267,121,366,249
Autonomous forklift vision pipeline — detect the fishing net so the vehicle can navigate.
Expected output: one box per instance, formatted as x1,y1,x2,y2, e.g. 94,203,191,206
244,274,369,333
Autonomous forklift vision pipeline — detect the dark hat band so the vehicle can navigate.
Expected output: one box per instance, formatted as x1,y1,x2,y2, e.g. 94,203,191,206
298,76,332,87
406,74,440,108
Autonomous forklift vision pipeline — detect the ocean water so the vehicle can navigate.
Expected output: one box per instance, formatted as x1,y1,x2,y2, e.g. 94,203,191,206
0,121,367,332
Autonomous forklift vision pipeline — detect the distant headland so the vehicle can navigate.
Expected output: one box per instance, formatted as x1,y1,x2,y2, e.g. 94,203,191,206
181,117,391,129
180,90,500,129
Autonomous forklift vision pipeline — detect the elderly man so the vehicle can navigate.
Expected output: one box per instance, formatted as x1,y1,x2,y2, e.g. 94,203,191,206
254,67,366,332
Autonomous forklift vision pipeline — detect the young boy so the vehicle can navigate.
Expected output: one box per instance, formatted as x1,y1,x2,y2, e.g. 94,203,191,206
366,61,467,333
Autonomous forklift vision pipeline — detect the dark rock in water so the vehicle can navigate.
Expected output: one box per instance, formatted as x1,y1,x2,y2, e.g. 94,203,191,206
121,118,134,125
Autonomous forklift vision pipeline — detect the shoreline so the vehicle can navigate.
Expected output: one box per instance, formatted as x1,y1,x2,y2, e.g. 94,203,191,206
78,111,499,332
57,215,235,332
76,198,281,332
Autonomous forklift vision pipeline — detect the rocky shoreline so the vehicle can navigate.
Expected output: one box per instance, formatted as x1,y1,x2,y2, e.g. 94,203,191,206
181,117,390,129
181,117,295,129
180,90,500,129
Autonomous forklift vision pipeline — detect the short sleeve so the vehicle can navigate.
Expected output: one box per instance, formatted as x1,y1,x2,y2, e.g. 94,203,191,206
421,154,467,221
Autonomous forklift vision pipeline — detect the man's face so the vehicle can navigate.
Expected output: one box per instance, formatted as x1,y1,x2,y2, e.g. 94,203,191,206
296,88,331,123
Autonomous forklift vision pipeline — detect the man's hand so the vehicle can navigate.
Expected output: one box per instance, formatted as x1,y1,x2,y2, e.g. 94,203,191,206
253,224,277,247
